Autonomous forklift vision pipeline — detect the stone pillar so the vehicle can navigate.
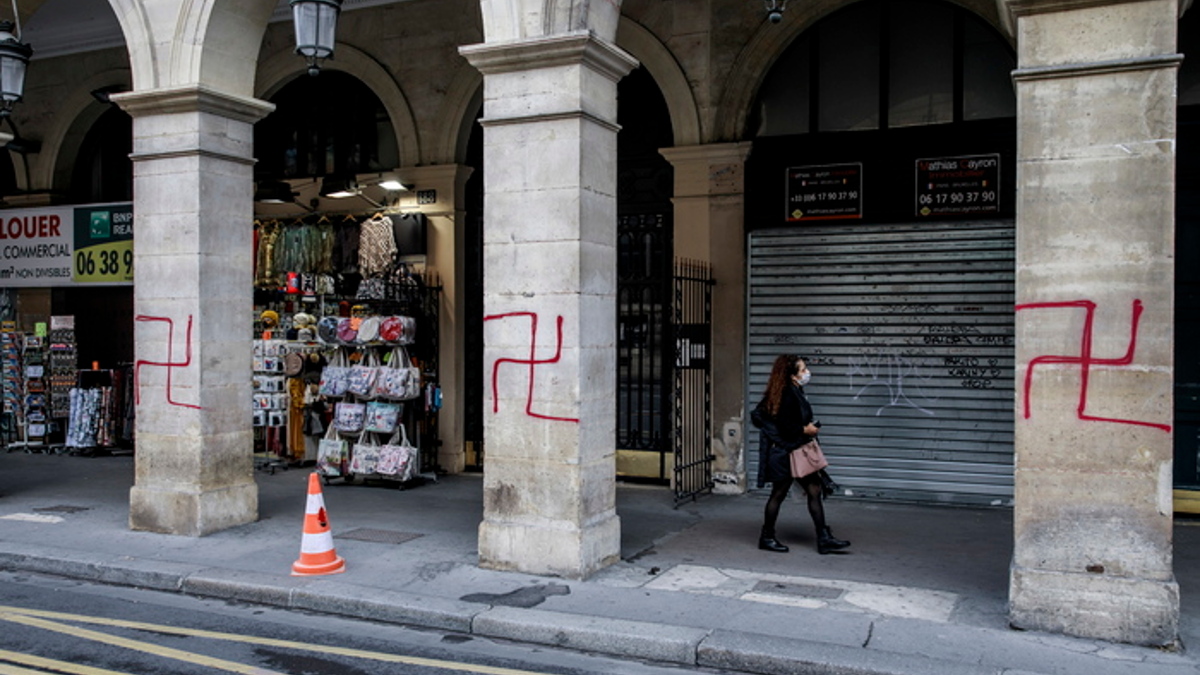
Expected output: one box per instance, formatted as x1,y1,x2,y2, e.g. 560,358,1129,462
114,86,274,537
660,143,752,494
1006,0,1180,645
406,164,474,474
460,32,637,578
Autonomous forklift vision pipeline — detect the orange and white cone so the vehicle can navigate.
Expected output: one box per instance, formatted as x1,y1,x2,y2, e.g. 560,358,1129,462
291,472,346,576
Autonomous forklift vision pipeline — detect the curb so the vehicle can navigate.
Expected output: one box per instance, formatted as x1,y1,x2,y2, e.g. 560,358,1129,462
0,549,1052,675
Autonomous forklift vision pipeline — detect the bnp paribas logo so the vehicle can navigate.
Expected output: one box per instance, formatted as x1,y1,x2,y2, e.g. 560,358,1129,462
89,211,111,239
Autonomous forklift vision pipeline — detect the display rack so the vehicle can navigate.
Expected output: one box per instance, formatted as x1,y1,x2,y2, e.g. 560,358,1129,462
19,334,47,451
1,326,21,447
252,338,290,473
48,318,77,427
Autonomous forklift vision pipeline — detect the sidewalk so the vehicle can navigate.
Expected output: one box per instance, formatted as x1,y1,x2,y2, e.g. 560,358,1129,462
0,452,1197,675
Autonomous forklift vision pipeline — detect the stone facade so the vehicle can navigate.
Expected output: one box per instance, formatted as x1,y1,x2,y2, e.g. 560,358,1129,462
0,0,1186,644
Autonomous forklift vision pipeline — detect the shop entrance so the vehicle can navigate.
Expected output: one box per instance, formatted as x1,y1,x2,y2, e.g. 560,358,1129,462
744,0,1018,504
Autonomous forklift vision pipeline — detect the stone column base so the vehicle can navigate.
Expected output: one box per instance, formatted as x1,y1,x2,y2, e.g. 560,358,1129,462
130,482,258,537
1010,564,1179,646
479,513,621,579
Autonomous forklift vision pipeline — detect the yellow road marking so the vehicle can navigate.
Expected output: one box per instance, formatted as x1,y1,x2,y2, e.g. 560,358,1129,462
0,613,285,675
0,605,559,675
0,648,134,675
0,664,50,675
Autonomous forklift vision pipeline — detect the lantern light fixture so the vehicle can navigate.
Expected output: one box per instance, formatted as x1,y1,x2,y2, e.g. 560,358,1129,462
763,0,788,23
290,0,343,76
0,20,31,117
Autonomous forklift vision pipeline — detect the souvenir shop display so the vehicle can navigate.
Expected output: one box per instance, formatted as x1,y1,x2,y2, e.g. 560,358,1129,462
63,369,130,454
252,338,291,471
48,317,77,421
20,333,47,448
312,312,427,486
1,325,21,444
252,209,439,483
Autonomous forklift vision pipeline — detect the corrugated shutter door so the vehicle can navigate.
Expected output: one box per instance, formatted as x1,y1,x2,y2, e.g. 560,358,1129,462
747,221,1015,506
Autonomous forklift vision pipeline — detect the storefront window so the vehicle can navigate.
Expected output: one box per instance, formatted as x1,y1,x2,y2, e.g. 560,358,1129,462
963,18,1017,120
818,2,880,132
755,34,811,137
754,0,1014,137
889,2,954,128
71,106,132,204
255,71,398,180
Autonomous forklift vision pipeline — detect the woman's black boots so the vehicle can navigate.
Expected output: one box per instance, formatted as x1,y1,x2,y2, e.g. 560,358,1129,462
817,527,851,554
759,528,789,552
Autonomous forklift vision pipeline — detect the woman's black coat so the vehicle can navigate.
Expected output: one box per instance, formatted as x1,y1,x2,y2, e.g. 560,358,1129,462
752,382,815,488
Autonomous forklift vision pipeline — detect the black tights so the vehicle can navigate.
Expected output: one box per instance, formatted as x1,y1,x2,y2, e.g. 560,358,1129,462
761,477,825,539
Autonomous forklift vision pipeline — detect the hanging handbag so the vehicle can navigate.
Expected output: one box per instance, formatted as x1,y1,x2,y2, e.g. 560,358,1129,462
317,349,350,397
789,438,830,478
392,346,421,401
346,350,380,398
364,400,401,434
349,433,380,475
333,401,366,433
377,424,418,481
317,425,348,477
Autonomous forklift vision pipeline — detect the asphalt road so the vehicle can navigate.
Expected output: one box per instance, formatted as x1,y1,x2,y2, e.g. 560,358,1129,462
0,570,732,675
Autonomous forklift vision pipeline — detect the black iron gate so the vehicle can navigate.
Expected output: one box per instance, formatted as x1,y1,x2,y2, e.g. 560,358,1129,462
617,214,673,477
672,259,714,505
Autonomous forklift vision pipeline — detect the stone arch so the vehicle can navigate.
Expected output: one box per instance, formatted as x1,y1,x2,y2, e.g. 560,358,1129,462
255,43,422,168
713,0,1009,141
615,16,700,147
106,0,276,94
479,0,622,43
431,64,483,166
37,70,133,194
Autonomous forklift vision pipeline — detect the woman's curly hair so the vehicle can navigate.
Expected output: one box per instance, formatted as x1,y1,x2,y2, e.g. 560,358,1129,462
759,354,804,417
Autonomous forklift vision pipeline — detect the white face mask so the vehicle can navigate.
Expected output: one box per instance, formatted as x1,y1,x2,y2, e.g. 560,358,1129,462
798,371,811,386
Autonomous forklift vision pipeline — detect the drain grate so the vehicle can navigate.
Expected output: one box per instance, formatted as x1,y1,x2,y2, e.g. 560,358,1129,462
752,580,844,600
338,528,423,545
33,505,90,514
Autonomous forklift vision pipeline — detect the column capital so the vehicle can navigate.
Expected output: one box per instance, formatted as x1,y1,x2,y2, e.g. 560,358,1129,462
112,85,275,124
660,142,753,200
459,31,637,82
998,0,1194,36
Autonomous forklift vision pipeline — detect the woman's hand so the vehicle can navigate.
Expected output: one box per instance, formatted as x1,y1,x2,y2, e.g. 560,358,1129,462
803,423,820,436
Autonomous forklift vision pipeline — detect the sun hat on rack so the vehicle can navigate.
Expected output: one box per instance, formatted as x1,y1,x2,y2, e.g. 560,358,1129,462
379,316,403,343
317,316,340,344
337,317,358,344
357,316,381,343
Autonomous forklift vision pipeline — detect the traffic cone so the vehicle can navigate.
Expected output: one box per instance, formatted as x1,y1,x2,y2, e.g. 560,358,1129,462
291,472,346,576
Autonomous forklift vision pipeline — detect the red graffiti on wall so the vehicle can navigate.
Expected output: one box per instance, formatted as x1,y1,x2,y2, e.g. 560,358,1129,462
1014,299,1169,432
134,314,203,410
483,311,580,423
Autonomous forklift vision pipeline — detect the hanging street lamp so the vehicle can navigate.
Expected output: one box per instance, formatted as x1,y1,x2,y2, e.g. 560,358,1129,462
290,0,342,76
0,20,31,117
763,0,788,23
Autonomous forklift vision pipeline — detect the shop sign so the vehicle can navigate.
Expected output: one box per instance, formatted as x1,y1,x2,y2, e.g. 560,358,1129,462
915,154,1000,217
0,203,132,288
0,206,74,287
73,204,133,284
785,163,862,222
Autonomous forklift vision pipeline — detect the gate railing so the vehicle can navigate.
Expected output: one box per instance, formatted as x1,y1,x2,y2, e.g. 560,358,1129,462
672,259,714,505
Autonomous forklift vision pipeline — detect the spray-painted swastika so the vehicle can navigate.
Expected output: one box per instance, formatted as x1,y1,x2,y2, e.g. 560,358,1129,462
134,314,203,410
483,311,580,424
1015,298,1169,432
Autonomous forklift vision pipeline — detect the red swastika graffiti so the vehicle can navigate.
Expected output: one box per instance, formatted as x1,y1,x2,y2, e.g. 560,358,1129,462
1015,298,1169,432
483,311,579,424
134,314,203,410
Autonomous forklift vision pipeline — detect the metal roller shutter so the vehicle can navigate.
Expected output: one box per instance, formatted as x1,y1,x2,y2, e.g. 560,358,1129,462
746,221,1015,506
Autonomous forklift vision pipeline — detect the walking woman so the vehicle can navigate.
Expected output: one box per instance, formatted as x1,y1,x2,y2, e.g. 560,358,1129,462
751,354,851,554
